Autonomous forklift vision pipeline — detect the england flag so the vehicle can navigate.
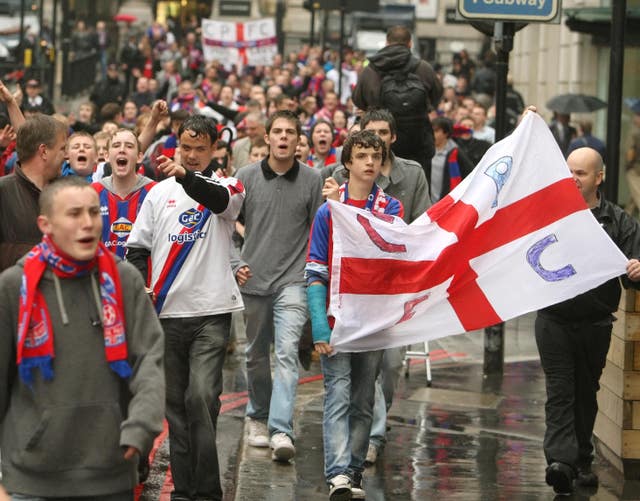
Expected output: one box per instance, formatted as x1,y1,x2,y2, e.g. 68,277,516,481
328,113,629,352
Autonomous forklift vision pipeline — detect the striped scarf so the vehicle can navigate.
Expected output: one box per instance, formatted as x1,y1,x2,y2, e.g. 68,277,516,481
17,235,131,386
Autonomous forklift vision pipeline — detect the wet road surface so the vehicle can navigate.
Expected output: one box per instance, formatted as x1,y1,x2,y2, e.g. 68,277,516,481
135,315,640,500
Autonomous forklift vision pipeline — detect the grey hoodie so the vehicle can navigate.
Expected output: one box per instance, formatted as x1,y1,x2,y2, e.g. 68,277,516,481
0,256,165,497
96,173,155,195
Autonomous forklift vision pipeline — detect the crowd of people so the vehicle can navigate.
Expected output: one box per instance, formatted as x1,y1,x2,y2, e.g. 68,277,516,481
0,18,521,187
0,16,639,501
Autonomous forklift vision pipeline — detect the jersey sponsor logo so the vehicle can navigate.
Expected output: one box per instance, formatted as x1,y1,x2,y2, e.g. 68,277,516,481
100,205,109,216
167,230,207,243
167,198,177,208
179,208,203,228
105,240,127,248
111,217,133,238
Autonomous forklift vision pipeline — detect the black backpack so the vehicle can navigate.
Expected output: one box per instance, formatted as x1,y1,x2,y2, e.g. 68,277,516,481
379,57,427,123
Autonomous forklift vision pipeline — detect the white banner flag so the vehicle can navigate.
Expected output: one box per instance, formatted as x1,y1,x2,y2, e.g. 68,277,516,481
328,113,629,352
201,18,277,67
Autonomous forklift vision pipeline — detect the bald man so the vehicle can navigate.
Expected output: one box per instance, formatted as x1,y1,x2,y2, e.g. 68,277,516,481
536,147,640,495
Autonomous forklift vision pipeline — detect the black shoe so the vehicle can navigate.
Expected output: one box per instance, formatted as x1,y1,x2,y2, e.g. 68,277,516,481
170,495,192,501
545,462,575,495
576,466,599,487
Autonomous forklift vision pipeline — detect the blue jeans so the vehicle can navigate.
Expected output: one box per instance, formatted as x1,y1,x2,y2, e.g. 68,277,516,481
321,350,383,481
369,381,387,449
162,314,231,501
243,285,307,438
369,346,406,449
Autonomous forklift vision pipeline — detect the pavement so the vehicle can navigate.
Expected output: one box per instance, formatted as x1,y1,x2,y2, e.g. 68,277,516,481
133,312,639,500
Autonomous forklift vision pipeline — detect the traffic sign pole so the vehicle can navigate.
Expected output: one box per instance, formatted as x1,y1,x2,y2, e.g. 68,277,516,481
457,0,559,376
483,21,515,376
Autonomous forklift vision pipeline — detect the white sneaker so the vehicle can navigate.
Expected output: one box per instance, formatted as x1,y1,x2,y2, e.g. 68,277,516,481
328,474,352,501
365,443,378,466
246,418,269,448
270,432,296,462
351,473,365,499
351,484,365,499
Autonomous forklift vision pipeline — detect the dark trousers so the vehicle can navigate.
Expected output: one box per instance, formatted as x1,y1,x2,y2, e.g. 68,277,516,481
161,314,231,501
534,314,612,469
392,120,434,181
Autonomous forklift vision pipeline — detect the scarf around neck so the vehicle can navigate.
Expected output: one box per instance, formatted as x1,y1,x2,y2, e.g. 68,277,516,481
17,235,131,386
339,182,388,213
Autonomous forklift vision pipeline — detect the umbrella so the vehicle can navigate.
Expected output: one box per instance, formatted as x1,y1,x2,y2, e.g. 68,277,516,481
625,98,640,114
546,93,607,114
113,14,137,23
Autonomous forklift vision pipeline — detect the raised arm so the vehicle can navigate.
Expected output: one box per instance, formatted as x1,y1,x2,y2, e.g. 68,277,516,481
138,100,168,154
0,80,25,130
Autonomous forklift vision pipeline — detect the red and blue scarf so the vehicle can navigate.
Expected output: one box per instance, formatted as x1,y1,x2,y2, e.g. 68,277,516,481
448,148,463,190
308,147,337,168
339,182,389,213
17,235,131,385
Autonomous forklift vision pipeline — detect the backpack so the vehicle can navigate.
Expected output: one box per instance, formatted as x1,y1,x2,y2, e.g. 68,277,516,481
379,57,427,123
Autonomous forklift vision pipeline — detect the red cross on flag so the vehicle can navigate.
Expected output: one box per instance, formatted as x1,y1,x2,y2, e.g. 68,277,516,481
327,113,629,352
201,18,277,68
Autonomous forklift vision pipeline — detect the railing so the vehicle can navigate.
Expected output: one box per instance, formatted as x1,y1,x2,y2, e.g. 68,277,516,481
61,47,98,97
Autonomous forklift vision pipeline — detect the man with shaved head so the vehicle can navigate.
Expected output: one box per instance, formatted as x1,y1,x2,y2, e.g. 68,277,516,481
536,147,640,496
0,176,164,498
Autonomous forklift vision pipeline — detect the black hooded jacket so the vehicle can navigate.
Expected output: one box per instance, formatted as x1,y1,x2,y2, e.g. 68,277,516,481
352,44,442,114
353,44,443,169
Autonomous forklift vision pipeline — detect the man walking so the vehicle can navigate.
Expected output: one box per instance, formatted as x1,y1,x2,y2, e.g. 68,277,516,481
0,176,165,498
352,25,442,177
323,108,432,466
306,130,403,500
537,147,640,495
234,110,323,461
127,115,245,500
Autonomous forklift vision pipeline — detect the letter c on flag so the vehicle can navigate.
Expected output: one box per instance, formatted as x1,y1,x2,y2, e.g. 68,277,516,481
526,234,577,282
357,214,407,253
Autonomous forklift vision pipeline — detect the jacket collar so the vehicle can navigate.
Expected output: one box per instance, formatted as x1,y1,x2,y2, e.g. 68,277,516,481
260,157,300,181
14,164,42,194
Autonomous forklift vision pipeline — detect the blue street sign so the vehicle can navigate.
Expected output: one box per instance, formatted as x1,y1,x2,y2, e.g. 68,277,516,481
458,0,560,22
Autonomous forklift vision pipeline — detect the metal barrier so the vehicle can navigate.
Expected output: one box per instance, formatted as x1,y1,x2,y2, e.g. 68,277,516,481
61,49,98,97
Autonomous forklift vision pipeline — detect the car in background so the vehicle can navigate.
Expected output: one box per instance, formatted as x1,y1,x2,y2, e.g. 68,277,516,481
0,14,39,62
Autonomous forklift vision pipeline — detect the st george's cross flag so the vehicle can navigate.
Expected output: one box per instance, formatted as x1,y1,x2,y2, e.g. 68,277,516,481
201,18,277,68
327,112,629,352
